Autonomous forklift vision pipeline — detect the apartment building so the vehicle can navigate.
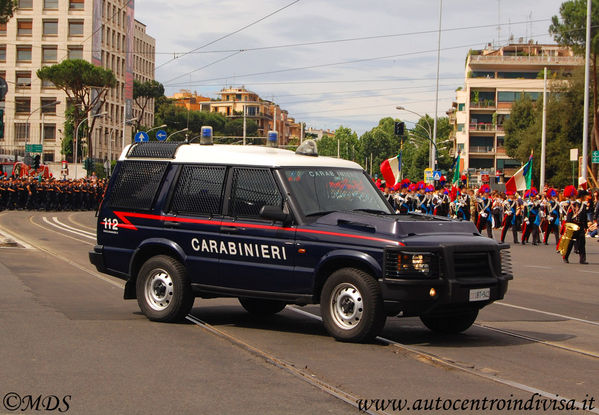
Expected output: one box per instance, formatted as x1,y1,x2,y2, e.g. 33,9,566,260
172,86,302,145
130,19,156,132
454,42,583,180
0,0,155,167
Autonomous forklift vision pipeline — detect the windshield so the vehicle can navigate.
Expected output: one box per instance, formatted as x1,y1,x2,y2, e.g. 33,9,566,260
282,167,393,217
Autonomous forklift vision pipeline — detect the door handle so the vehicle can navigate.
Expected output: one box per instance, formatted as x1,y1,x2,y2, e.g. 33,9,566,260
221,226,245,232
164,221,181,228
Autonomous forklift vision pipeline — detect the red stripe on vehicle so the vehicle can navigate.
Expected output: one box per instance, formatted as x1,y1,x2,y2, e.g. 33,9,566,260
111,211,404,246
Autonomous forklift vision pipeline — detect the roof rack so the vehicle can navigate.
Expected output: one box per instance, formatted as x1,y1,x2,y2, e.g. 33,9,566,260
126,142,186,159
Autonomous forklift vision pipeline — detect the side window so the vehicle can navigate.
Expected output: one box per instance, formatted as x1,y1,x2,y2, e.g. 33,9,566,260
230,168,282,219
107,161,168,210
169,165,226,216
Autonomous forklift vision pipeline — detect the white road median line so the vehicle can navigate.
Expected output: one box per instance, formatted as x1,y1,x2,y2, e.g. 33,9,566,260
495,302,599,327
52,217,96,237
42,217,96,240
288,307,599,415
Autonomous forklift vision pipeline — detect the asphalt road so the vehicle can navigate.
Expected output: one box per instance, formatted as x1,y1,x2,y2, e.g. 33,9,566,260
0,211,598,415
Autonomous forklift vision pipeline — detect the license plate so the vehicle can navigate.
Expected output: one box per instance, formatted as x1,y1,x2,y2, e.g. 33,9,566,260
469,288,490,302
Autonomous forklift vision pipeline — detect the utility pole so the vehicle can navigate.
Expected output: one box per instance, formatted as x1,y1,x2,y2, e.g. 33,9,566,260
431,0,443,171
540,67,547,189
582,0,591,184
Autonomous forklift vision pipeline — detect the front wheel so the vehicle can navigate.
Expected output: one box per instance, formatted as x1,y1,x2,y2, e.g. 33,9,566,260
320,268,386,343
420,309,479,334
136,255,194,322
238,297,286,316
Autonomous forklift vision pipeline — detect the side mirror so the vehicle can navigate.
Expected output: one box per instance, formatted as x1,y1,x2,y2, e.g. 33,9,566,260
260,205,291,223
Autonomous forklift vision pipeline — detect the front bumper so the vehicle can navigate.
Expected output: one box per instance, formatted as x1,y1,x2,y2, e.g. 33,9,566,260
380,243,512,316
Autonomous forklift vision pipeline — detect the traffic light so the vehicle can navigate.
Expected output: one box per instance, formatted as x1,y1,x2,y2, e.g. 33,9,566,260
0,109,4,139
394,121,405,136
33,154,40,170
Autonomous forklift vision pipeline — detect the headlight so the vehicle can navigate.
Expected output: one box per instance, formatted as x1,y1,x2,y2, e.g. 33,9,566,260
385,251,435,279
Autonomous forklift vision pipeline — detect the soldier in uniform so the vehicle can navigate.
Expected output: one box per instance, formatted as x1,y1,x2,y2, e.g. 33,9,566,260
500,190,519,243
476,185,493,238
521,188,541,245
563,189,589,264
542,188,561,245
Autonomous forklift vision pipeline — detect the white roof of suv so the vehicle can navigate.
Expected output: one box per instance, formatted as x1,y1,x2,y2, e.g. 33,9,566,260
120,143,363,169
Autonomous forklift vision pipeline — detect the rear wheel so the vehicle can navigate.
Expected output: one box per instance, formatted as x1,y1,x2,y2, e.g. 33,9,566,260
420,309,479,334
136,255,194,322
320,268,386,343
238,297,286,316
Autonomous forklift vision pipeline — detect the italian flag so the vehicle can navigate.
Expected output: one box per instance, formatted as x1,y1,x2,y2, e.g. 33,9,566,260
380,153,401,187
505,152,533,193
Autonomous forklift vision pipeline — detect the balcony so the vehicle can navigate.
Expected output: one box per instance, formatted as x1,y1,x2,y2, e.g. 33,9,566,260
470,54,583,66
470,101,496,109
469,123,504,132
469,145,495,154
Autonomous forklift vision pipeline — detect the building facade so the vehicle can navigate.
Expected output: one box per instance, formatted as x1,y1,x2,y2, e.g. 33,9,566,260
454,42,583,181
172,86,302,145
0,0,155,171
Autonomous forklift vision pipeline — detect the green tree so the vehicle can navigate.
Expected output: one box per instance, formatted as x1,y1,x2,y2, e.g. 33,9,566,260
133,80,164,132
550,0,599,176
317,126,359,160
37,59,116,162
0,0,15,24
358,118,402,180
503,73,585,187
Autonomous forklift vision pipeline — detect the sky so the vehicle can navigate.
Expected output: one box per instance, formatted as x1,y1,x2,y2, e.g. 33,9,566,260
135,0,568,135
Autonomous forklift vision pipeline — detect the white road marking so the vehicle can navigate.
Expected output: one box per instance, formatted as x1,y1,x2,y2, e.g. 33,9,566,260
287,307,599,414
524,265,552,269
42,217,96,240
0,226,35,249
495,302,599,326
52,217,96,237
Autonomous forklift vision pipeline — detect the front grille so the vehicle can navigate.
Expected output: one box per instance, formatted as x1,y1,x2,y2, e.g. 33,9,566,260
453,252,492,280
500,249,512,278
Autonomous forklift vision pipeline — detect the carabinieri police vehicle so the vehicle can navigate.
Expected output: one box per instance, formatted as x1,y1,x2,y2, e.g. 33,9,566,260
90,136,513,342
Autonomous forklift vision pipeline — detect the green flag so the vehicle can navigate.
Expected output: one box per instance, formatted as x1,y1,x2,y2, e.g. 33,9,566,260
452,152,461,184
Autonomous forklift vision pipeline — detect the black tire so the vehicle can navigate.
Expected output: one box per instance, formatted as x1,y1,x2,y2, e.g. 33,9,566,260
420,309,479,334
238,297,286,316
136,255,194,322
320,268,386,343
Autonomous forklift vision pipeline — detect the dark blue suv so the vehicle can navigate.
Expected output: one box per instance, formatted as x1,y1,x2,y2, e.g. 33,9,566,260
90,141,512,342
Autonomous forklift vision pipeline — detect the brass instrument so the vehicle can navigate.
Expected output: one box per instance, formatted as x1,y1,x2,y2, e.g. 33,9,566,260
557,223,580,256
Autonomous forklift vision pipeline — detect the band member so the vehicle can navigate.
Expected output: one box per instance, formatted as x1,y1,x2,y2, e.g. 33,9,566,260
543,188,561,245
501,190,519,243
522,188,540,245
563,189,589,264
477,184,493,238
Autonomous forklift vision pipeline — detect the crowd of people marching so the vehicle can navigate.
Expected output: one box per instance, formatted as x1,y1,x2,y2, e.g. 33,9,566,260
377,178,599,265
0,175,107,212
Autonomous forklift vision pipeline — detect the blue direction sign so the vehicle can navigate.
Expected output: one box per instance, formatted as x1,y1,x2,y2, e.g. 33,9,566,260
156,129,167,141
432,171,442,181
134,131,149,143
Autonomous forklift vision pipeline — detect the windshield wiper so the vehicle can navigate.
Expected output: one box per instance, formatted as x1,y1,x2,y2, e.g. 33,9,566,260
352,208,390,215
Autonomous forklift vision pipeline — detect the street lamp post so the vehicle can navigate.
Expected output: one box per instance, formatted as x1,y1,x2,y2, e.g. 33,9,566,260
396,106,435,169
26,100,60,157
74,112,106,180
167,128,188,141
146,123,167,138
